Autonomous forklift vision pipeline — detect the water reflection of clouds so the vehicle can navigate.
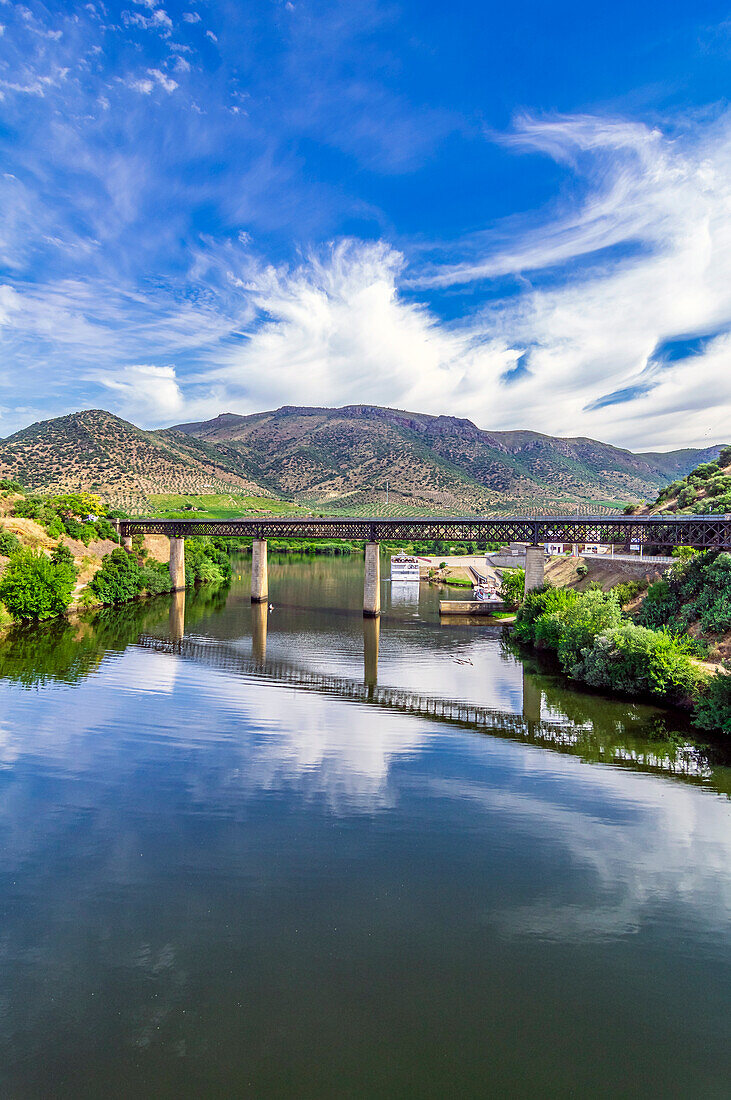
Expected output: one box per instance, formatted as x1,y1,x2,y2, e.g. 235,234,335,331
0,646,729,945
431,750,731,942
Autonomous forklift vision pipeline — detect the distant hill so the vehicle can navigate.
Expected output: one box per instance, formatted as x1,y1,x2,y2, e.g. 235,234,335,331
0,410,269,511
170,404,724,512
0,404,723,514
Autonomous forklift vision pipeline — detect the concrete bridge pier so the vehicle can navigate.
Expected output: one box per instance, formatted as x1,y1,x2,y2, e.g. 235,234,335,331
524,544,545,594
121,535,133,553
251,539,268,603
364,542,380,617
169,536,186,590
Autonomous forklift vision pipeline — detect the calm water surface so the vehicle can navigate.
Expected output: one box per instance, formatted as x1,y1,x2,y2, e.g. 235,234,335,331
0,555,730,1097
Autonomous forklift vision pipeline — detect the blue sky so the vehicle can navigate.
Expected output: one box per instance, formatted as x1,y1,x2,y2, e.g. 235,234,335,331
1,0,730,448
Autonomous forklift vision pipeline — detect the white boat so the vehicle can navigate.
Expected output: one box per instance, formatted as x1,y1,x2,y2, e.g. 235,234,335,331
472,584,501,603
390,554,421,581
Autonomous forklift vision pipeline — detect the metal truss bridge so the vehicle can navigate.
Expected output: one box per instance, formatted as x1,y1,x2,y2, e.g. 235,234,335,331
119,513,731,549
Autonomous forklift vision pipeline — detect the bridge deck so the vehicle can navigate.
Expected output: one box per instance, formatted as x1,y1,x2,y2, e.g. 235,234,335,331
119,513,731,549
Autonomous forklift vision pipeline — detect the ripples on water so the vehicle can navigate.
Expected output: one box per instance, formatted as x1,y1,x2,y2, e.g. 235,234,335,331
0,555,729,1096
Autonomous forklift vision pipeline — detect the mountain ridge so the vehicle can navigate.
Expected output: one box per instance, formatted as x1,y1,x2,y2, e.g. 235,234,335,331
0,404,723,513
168,404,723,510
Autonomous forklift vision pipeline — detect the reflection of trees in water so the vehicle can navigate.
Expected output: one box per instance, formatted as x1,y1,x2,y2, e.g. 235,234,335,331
507,640,731,790
0,582,230,688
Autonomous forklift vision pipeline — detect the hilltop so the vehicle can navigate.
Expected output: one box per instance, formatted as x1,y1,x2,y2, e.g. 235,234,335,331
0,404,723,514
0,410,269,512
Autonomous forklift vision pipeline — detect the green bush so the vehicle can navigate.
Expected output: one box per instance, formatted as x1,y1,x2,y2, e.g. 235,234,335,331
498,568,526,609
573,622,700,703
0,548,77,621
88,549,144,604
638,578,680,630
691,553,731,633
640,551,731,636
556,589,622,673
13,496,44,521
139,562,174,596
611,579,646,607
0,527,21,556
195,558,225,585
671,545,695,560
693,673,731,733
513,586,578,644
576,563,588,577
45,515,64,539
677,486,698,508
184,538,232,584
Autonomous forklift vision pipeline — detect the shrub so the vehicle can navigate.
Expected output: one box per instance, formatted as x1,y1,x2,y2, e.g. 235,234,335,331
195,558,225,585
498,568,525,609
691,462,719,480
556,589,622,673
184,538,231,584
88,549,144,604
45,515,64,539
573,622,700,703
62,516,84,540
139,562,173,596
638,578,680,630
612,579,646,607
51,543,75,568
0,527,21,556
0,478,24,492
13,496,44,521
677,486,698,508
671,545,695,560
707,475,731,497
0,548,77,621
693,673,731,734
513,585,577,644
576,563,588,577
691,552,731,633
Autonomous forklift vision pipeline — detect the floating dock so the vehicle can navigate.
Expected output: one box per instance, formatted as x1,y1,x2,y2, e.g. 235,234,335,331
439,599,507,616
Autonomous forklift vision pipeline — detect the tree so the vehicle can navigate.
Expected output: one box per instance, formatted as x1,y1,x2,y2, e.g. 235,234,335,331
498,568,525,609
672,545,695,561
0,548,77,621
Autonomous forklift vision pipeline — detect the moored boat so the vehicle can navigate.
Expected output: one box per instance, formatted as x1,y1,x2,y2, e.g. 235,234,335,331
390,554,421,581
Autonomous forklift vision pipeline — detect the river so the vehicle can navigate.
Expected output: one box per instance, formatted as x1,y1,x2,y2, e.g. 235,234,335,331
0,555,730,1097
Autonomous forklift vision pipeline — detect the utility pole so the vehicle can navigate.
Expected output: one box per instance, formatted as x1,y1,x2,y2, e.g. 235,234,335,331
386,480,389,506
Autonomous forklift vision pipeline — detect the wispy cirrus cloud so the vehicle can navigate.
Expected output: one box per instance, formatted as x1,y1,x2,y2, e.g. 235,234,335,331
0,1,729,448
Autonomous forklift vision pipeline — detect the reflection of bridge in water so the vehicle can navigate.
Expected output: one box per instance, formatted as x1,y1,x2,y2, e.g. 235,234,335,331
138,618,717,784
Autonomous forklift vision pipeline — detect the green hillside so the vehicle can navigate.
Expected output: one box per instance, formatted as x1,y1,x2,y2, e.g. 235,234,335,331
645,444,731,515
